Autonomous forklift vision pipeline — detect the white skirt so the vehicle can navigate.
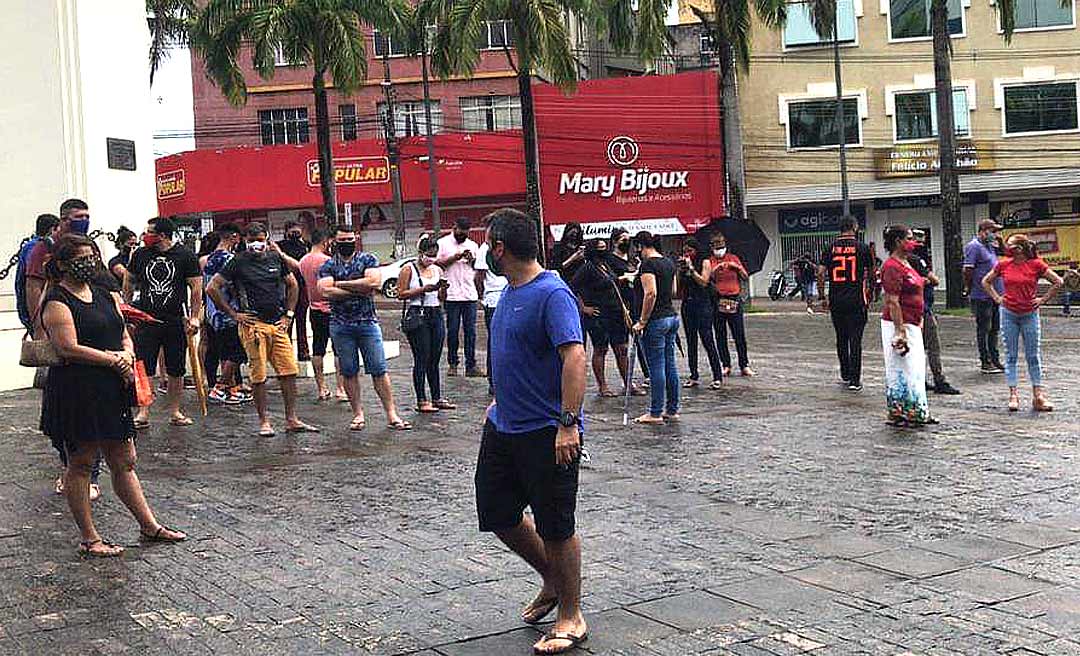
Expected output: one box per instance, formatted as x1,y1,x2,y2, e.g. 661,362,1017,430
881,319,930,424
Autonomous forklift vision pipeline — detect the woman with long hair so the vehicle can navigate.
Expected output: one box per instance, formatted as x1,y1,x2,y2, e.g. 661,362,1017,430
570,238,631,396
552,222,586,281
879,225,935,427
41,234,186,557
398,235,455,414
678,239,723,389
608,228,646,394
631,232,680,424
981,233,1063,411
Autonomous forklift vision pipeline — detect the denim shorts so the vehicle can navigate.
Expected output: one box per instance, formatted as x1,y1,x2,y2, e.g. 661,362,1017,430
330,321,388,377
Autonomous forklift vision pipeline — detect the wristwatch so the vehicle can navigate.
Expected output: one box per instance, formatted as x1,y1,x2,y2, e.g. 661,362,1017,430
558,410,578,428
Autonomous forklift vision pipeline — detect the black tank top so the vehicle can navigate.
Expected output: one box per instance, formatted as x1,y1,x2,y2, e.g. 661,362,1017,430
44,284,124,352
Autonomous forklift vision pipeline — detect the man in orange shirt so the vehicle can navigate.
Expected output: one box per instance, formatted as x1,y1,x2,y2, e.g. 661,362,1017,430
708,234,755,377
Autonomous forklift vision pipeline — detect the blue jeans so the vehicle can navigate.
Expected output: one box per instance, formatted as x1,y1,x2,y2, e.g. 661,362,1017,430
1064,291,1080,314
445,301,478,371
330,322,388,378
642,315,680,417
1000,307,1042,388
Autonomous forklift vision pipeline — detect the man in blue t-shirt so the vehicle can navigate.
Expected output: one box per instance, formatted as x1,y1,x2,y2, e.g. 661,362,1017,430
475,208,588,655
317,225,409,432
963,219,1005,374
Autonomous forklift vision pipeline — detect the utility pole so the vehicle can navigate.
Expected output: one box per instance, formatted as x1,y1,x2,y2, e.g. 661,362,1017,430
381,49,407,259
419,29,441,234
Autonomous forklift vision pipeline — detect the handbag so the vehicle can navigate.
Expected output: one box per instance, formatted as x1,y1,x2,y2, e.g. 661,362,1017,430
133,361,153,407
715,297,740,315
399,262,426,333
20,289,63,368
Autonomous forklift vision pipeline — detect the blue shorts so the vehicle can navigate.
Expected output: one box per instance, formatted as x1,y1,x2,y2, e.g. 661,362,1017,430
330,322,387,378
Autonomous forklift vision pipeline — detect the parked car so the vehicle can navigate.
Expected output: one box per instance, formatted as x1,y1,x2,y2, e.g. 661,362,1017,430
378,257,415,299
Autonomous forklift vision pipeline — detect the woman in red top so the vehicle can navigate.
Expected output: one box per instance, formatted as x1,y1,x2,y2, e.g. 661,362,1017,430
879,225,935,427
708,234,755,377
981,234,1063,412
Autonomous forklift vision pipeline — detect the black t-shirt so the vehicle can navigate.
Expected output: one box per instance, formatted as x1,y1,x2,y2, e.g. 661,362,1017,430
635,256,676,320
129,243,200,323
820,236,873,310
569,254,625,313
276,237,309,262
679,259,712,303
219,251,290,322
552,242,584,282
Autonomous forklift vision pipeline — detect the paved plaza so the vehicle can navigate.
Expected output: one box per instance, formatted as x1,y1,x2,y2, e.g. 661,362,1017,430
1,309,1079,655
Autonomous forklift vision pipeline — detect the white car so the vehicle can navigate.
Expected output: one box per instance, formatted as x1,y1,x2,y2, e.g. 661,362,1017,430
377,257,416,299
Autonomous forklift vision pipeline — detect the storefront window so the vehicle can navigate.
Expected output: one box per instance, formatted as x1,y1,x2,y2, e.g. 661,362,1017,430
461,95,522,132
1004,82,1079,135
895,89,970,141
889,0,962,39
1009,0,1073,29
784,0,857,47
378,101,443,137
787,98,860,149
259,108,309,145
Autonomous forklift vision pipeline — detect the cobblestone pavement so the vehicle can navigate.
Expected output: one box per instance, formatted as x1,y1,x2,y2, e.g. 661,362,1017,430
2,308,1080,655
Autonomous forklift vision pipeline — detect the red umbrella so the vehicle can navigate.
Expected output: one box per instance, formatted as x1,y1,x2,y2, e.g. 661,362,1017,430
120,304,161,325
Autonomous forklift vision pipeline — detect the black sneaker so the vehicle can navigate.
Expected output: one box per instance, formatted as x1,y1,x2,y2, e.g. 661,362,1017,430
847,382,863,392
934,382,961,395
992,361,1006,373
981,363,1002,374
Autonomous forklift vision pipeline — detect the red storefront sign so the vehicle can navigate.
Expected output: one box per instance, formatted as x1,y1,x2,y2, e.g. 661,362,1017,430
535,71,725,235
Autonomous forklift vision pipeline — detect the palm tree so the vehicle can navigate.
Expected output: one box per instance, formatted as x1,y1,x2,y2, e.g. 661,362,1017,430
428,0,669,257
190,0,406,225
148,0,196,85
935,0,1018,307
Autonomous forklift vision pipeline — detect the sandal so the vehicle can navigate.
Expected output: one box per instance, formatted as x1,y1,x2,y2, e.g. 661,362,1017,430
89,484,102,502
285,422,320,433
633,414,664,425
387,419,413,431
533,630,588,654
521,594,559,624
682,379,699,388
349,418,367,432
54,476,65,495
709,380,723,390
415,404,439,413
318,390,332,401
258,426,276,437
79,539,124,558
169,415,193,427
433,399,457,410
133,419,151,430
598,389,618,398
140,525,187,543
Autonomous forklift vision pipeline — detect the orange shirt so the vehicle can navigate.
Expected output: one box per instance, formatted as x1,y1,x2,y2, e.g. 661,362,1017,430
709,254,745,296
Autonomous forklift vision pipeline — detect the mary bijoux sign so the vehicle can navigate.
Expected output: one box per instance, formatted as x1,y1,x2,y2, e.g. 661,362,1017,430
535,71,726,235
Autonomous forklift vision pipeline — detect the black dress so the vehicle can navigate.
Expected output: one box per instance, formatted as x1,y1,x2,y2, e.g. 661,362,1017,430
40,285,135,448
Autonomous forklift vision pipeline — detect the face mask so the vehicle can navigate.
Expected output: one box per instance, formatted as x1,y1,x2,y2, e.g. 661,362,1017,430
69,218,90,235
287,232,302,241
983,232,997,245
419,254,435,267
248,240,267,252
714,248,727,257
143,233,162,248
454,232,467,244
616,240,630,253
67,255,100,282
486,245,503,277
335,241,356,258
902,239,918,253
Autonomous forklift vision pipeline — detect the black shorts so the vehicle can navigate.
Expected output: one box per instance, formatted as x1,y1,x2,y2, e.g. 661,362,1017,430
135,321,186,378
310,309,332,357
583,311,629,350
213,323,248,365
475,420,579,542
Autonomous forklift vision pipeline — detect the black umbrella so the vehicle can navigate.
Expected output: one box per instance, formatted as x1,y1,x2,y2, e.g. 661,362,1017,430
693,218,771,274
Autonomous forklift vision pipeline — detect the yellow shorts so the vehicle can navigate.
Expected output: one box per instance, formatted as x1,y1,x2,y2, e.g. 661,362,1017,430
239,320,299,384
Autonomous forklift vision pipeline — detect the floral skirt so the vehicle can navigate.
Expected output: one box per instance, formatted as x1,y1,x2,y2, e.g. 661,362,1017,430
881,320,930,424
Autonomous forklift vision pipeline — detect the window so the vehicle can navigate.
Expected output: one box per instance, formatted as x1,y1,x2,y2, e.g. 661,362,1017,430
258,108,309,145
1004,82,1079,134
373,29,409,57
461,95,522,131
273,45,304,67
480,20,514,49
1009,0,1073,30
784,0,857,47
378,101,443,137
889,0,962,39
340,104,358,141
699,32,716,54
894,89,970,141
787,98,861,148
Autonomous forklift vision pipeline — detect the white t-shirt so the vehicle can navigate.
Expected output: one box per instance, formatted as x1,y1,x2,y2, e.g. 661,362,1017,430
474,243,509,308
436,233,480,302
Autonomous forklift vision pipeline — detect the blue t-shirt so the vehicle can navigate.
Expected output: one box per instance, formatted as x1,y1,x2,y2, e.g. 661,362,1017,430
204,249,237,330
15,236,40,330
318,252,380,326
488,271,584,435
963,237,1003,301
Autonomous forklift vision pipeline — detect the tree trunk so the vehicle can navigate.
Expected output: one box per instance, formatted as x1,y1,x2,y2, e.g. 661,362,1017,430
718,42,747,221
832,31,850,217
312,71,339,226
932,0,963,307
518,66,545,264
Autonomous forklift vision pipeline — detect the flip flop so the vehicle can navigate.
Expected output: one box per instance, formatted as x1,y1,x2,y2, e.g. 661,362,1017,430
521,595,559,624
258,426,277,437
533,631,588,654
633,415,665,425
433,399,457,410
709,381,723,390
415,405,440,413
140,525,187,543
285,422,320,433
169,416,193,427
598,389,618,398
387,419,413,431
133,419,151,430
79,539,124,558
318,390,332,401
349,418,366,431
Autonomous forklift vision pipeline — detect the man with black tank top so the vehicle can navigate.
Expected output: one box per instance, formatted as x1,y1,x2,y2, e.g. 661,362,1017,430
817,216,874,392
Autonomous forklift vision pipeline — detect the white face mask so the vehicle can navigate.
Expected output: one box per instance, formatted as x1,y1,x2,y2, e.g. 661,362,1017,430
714,248,727,257
248,240,267,252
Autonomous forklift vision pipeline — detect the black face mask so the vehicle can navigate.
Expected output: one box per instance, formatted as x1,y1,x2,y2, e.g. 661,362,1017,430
454,232,468,244
615,240,630,253
335,241,356,258
286,232,302,241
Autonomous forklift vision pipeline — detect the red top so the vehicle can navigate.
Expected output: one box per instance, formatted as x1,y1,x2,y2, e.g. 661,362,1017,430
709,254,746,296
994,257,1049,314
880,257,925,326
26,240,50,281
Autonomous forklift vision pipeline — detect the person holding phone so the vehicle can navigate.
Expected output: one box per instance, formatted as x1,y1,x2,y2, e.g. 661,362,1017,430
880,225,936,427
437,218,482,378
398,235,455,413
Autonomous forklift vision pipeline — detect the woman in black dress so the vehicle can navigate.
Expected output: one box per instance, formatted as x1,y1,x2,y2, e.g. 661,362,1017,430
41,235,186,557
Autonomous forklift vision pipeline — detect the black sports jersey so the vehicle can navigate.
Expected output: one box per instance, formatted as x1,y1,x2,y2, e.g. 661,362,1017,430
821,236,874,310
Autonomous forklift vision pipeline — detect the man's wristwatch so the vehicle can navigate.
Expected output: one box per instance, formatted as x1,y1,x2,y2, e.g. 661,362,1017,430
558,410,578,428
